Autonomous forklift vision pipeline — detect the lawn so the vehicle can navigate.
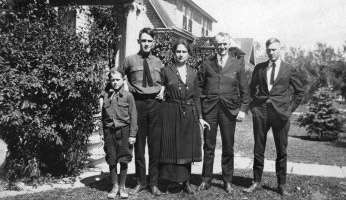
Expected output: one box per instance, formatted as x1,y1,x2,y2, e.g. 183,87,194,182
222,104,346,166
2,104,346,199
2,170,346,200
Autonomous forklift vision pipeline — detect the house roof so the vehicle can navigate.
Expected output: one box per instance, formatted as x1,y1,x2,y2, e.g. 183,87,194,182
148,0,174,28
186,0,217,22
148,0,217,30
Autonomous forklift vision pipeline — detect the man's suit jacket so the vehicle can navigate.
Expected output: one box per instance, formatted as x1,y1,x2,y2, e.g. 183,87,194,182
198,54,250,116
250,60,304,121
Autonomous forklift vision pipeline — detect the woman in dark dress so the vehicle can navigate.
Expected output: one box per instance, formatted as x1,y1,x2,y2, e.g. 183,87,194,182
159,39,209,194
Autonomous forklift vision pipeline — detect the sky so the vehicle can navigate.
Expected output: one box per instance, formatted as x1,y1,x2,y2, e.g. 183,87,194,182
193,0,346,51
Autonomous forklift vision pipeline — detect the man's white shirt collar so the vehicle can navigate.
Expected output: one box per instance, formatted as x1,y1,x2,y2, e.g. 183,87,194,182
217,54,229,67
268,59,281,68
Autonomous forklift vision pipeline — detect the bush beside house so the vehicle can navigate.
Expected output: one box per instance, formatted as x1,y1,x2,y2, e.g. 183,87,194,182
0,0,105,180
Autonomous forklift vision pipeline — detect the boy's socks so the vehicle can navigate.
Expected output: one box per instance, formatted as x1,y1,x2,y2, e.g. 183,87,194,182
119,163,128,187
109,165,118,184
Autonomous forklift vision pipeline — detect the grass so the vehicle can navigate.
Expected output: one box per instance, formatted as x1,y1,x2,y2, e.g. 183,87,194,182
2,104,346,199
2,170,346,200
220,104,346,166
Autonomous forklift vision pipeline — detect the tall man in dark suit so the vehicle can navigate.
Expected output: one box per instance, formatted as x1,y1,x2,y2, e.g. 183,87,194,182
119,28,165,196
244,38,304,196
198,32,250,193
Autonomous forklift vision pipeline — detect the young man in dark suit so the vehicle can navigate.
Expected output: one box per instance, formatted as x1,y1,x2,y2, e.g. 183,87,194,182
198,32,250,193
244,38,304,196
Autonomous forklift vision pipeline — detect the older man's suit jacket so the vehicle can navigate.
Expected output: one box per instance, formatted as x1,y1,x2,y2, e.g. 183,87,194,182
250,60,304,120
198,55,250,116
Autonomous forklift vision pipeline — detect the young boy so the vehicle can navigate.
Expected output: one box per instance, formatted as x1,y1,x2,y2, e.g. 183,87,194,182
101,68,137,199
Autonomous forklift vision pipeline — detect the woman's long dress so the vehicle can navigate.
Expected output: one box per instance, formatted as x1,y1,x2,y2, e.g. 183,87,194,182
159,64,202,182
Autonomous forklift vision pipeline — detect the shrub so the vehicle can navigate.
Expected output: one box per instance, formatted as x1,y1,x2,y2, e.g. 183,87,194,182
297,87,344,141
0,0,105,180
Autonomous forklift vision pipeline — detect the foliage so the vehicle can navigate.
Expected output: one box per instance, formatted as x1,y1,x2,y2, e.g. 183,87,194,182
152,33,216,69
297,87,345,141
87,6,119,69
0,0,106,180
152,34,247,75
284,43,346,103
152,32,175,67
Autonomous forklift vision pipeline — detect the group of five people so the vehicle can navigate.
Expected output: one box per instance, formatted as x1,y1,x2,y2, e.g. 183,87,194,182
100,27,304,199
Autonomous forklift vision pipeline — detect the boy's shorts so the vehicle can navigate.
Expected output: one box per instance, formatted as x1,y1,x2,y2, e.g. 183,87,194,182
103,126,133,165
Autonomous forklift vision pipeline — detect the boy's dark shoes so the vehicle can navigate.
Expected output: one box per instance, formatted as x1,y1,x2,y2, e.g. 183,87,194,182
224,182,233,193
129,184,146,195
150,186,162,196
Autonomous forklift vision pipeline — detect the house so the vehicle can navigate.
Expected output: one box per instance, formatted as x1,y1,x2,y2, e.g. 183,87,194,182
143,0,217,41
50,0,217,66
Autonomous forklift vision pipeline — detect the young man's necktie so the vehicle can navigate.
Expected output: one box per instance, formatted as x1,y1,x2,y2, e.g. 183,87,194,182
142,57,153,87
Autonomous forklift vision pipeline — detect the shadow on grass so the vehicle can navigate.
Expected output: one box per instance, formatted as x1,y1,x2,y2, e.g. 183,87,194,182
289,135,334,142
79,173,253,193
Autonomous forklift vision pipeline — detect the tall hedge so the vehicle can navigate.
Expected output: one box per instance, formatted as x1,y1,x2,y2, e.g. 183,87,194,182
0,0,105,179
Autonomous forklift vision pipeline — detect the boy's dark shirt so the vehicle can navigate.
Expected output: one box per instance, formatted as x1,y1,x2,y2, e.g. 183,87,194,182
101,86,138,137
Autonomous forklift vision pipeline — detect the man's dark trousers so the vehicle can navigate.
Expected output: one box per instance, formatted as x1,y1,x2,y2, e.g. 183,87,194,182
134,98,162,187
202,103,236,183
252,103,289,185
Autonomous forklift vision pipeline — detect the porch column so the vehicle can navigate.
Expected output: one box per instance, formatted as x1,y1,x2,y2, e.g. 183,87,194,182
116,1,146,67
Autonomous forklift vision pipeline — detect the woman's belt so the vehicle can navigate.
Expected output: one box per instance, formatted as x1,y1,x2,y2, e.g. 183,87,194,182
166,99,195,105
166,99,196,118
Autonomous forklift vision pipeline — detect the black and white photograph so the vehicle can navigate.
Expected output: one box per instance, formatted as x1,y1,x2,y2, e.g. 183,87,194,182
0,0,345,199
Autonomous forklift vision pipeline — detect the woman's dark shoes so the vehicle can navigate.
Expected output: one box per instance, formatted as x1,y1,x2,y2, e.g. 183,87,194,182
198,181,211,191
129,184,146,195
243,182,261,193
150,186,162,196
224,182,234,193
183,182,195,195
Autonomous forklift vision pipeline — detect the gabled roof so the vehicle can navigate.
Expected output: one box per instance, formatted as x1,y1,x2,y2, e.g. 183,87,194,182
148,0,174,28
186,0,217,22
148,0,217,29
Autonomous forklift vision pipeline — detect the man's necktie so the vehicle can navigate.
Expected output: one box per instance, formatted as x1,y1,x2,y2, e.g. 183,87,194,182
142,57,153,87
270,62,276,85
219,57,223,66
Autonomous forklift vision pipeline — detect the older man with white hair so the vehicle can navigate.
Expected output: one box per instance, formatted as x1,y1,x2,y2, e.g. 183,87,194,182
198,32,250,193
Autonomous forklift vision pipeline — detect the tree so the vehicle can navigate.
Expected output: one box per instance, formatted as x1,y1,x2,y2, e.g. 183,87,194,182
297,87,345,141
284,42,346,103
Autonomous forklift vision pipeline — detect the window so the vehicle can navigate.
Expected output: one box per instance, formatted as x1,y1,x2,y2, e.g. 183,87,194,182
207,21,212,31
183,15,187,30
188,19,192,32
183,6,193,32
201,27,205,36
